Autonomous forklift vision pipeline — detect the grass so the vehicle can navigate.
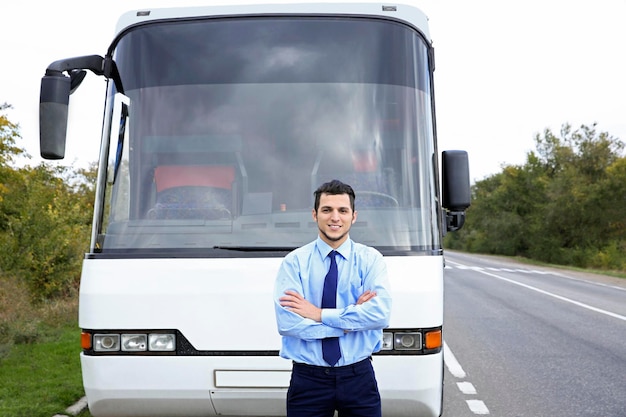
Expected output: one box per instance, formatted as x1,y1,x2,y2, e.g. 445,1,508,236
507,255,626,279
0,326,85,417
0,276,87,417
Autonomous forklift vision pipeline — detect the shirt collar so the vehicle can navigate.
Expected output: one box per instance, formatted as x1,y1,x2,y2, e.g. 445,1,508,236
315,236,352,260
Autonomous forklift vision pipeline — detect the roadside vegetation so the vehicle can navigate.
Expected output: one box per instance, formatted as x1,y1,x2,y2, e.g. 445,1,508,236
446,123,626,274
0,103,624,416
1,103,94,416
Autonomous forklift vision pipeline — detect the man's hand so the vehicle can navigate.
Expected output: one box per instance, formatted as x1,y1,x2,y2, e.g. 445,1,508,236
356,290,377,305
342,290,378,333
280,290,322,322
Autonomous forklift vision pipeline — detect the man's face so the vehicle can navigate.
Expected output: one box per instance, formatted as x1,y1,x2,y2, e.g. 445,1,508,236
312,193,357,248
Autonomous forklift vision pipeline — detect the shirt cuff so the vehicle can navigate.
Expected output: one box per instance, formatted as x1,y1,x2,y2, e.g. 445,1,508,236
321,308,342,329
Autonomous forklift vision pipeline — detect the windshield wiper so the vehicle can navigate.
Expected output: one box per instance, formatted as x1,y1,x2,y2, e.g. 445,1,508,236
212,246,295,252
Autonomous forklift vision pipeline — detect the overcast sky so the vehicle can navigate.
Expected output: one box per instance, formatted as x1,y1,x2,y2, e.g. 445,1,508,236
2,0,625,182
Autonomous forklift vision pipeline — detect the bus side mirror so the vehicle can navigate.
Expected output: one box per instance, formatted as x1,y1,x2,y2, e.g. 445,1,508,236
38,55,114,160
39,71,71,160
441,150,471,232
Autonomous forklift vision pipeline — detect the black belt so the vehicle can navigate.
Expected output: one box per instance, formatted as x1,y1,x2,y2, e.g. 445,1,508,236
292,357,372,375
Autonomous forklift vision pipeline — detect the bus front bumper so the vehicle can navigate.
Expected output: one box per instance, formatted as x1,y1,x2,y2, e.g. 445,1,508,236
81,353,442,417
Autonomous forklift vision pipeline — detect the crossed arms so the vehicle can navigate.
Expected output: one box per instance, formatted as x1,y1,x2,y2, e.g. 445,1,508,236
279,290,377,323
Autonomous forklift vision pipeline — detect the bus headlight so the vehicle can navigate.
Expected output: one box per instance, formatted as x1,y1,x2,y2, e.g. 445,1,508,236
394,332,422,350
149,333,176,351
94,334,120,352
121,334,148,352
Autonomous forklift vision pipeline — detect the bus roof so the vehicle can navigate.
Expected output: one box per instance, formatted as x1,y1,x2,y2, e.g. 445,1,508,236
115,2,431,41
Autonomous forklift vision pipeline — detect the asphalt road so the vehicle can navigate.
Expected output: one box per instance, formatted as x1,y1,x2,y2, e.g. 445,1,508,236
441,251,626,417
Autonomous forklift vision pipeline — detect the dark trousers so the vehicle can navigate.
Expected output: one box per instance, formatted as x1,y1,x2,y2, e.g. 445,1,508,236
287,358,382,417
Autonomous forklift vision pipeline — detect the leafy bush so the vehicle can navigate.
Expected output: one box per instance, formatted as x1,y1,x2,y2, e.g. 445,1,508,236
0,165,93,301
0,272,78,355
446,123,626,273
1,103,95,302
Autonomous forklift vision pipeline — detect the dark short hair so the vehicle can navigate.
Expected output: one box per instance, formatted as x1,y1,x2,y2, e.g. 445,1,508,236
314,180,355,212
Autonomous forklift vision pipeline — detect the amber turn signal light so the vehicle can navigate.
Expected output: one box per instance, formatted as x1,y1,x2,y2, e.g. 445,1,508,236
424,329,442,350
81,331,92,350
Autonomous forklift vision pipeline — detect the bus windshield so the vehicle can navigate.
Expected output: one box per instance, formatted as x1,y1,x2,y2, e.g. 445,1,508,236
97,16,441,254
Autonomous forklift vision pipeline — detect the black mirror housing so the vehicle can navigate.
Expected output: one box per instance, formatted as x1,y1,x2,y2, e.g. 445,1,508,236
442,150,470,211
441,150,471,232
39,72,71,159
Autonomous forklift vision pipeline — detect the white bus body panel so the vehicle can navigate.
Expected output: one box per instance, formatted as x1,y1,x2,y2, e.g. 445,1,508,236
80,255,443,416
115,3,431,42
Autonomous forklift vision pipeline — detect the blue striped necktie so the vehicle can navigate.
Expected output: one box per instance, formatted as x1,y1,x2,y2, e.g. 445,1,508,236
321,250,341,366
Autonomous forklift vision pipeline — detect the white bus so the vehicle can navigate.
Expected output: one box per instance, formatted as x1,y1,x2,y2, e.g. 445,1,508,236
39,3,470,416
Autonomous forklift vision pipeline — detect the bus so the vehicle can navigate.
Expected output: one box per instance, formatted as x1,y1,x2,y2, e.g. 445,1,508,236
39,3,470,416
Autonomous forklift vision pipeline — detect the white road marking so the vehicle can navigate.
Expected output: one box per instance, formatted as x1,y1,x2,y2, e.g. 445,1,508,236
445,260,626,321
445,342,491,414
446,259,626,290
477,269,626,321
443,341,466,378
467,399,490,414
457,381,477,394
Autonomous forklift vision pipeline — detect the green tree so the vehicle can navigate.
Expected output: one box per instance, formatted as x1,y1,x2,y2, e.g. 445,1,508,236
531,124,624,265
448,160,546,256
0,103,26,245
0,103,24,166
1,105,95,301
0,164,94,301
447,123,626,271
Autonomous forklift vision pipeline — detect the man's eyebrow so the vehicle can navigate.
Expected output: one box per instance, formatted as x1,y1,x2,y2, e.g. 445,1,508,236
320,205,351,211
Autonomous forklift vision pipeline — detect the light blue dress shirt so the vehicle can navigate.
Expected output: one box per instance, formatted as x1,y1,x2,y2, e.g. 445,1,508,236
274,236,392,366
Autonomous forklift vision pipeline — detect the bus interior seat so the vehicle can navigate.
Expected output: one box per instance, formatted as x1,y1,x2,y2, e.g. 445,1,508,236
148,165,235,220
314,149,397,208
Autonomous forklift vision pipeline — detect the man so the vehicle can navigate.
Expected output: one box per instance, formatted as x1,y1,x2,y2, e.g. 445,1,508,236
274,179,392,417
